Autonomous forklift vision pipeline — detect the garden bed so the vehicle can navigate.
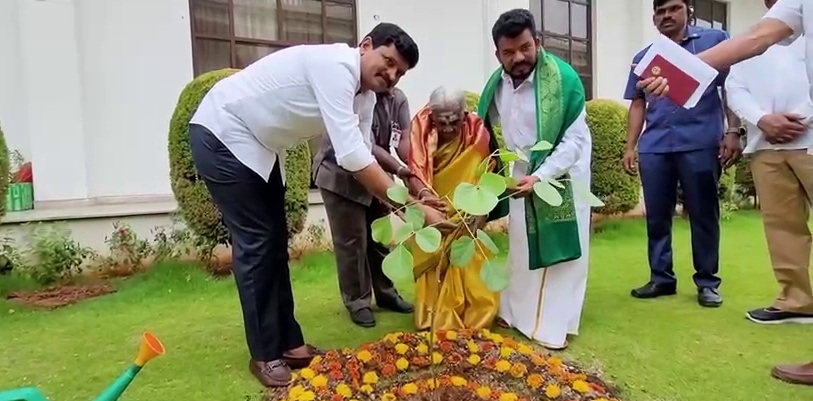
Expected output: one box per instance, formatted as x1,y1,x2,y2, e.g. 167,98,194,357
5,283,116,309
266,329,620,401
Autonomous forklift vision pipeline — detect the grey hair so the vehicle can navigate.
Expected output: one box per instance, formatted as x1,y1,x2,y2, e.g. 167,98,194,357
427,86,466,112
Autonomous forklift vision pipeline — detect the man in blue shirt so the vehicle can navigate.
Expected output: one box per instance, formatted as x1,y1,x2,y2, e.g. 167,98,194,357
623,0,743,307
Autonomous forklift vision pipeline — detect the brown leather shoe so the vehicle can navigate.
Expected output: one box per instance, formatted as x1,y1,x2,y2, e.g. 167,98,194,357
282,344,323,370
771,361,813,385
248,359,292,387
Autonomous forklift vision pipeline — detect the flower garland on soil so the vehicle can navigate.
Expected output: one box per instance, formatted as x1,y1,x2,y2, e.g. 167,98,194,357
268,329,621,401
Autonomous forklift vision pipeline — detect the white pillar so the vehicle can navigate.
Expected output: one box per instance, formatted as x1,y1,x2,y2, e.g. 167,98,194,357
18,0,89,204
0,0,31,161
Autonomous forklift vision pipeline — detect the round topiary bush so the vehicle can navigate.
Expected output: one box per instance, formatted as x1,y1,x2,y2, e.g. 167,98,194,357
585,99,640,215
168,68,311,248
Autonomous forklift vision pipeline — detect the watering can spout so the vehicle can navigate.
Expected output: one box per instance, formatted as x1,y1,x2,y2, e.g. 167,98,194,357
90,332,165,401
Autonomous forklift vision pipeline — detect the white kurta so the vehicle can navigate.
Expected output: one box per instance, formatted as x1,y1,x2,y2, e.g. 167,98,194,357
492,71,593,350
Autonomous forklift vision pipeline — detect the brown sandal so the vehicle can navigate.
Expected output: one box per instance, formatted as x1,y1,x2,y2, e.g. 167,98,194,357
283,344,323,369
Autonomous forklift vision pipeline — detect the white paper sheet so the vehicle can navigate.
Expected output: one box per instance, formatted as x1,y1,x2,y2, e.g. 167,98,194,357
633,34,720,109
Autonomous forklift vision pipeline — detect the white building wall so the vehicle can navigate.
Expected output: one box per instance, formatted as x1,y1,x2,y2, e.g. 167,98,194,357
0,0,771,211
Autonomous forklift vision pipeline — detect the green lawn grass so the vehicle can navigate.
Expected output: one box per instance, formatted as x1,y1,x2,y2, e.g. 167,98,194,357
0,210,811,401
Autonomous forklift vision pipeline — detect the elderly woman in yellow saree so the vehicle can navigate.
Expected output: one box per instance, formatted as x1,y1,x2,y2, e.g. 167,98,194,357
406,86,508,331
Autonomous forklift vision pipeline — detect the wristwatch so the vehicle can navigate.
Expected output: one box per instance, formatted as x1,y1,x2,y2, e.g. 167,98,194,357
726,126,747,137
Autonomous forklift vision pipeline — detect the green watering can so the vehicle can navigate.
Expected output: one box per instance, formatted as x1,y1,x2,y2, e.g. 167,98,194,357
0,332,165,401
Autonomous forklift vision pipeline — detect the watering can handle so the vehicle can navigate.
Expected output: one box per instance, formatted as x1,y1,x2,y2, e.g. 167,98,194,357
0,386,50,401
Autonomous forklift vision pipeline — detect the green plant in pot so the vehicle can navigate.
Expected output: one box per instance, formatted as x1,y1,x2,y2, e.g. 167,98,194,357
6,149,34,212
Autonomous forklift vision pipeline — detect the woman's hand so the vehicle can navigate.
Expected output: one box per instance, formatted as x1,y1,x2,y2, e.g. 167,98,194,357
418,189,447,212
464,215,488,234
421,204,457,233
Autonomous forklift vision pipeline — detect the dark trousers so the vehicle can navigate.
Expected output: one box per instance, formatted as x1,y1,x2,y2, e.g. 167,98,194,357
189,123,304,361
639,148,721,289
320,188,400,313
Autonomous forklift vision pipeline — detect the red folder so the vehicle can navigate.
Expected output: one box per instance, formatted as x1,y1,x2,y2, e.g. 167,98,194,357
640,54,700,106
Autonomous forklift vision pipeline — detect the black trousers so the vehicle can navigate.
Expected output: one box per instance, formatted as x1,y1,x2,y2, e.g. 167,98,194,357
189,123,304,361
320,188,400,313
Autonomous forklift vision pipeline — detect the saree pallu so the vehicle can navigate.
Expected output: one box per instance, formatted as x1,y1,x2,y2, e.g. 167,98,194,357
407,107,503,331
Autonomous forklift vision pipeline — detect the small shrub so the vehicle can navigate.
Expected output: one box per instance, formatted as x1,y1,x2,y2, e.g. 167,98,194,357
585,99,640,215
150,216,195,264
168,68,311,264
19,223,96,285
93,221,152,275
288,221,333,260
0,236,23,275
0,124,9,217
735,155,757,207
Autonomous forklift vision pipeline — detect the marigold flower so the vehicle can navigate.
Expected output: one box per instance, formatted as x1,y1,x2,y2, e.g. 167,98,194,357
311,355,323,365
380,363,397,377
446,330,458,340
300,368,316,380
451,376,467,386
394,343,409,355
402,382,419,395
396,357,409,371
425,378,438,389
382,393,397,401
548,356,563,367
336,384,352,398
500,346,515,358
311,374,328,387
476,386,492,398
297,391,316,401
288,385,305,399
499,392,518,401
572,380,590,393
545,384,562,398
468,354,481,365
509,362,528,378
495,360,512,372
432,352,443,364
517,344,534,355
467,341,480,353
360,384,374,394
362,371,379,384
526,374,545,389
530,355,546,366
491,333,504,344
329,369,343,380
357,350,373,363
416,343,429,354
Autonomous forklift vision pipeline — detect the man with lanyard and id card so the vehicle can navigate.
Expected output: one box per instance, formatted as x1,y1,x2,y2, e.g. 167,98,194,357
313,87,416,328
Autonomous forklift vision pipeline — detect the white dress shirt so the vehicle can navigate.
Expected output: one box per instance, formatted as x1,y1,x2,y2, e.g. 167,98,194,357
763,0,813,101
725,37,813,154
191,43,376,183
490,71,591,181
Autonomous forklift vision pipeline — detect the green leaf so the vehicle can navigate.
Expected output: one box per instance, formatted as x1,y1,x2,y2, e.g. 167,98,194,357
382,244,414,281
529,140,553,152
371,216,393,245
476,229,499,255
480,258,510,292
453,183,499,216
547,178,565,188
497,150,522,162
404,204,425,230
474,160,489,177
572,180,605,207
449,236,476,268
393,224,413,244
479,172,507,197
386,184,409,204
415,227,442,253
532,180,563,206
514,149,529,161
504,176,520,187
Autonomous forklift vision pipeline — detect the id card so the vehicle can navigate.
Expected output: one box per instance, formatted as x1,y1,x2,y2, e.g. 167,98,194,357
390,122,402,150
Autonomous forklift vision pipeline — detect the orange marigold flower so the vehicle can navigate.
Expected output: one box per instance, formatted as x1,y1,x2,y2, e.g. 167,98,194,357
530,355,546,366
330,394,343,401
328,361,342,371
394,343,410,355
402,382,419,395
459,328,473,339
499,393,518,401
480,342,494,352
526,374,545,389
381,363,397,377
325,350,342,360
475,386,492,398
362,371,379,385
545,384,562,398
329,369,344,380
590,382,607,393
495,360,511,372
572,380,590,393
439,341,454,352
509,362,528,378
447,353,463,365
504,337,518,348
548,356,563,367
396,357,409,371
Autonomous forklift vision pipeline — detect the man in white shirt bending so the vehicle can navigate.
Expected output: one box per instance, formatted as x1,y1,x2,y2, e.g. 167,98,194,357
187,23,447,388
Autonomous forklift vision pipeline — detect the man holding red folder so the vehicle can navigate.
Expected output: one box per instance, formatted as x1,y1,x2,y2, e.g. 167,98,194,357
622,0,742,308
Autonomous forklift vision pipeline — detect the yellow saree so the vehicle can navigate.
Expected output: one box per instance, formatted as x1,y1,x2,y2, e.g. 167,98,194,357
408,106,500,331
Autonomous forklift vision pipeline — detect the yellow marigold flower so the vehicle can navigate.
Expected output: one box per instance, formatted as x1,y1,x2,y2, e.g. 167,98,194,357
416,343,429,354
495,360,512,372
360,384,374,394
531,355,546,366
468,354,481,365
382,393,397,401
451,376,467,386
476,386,492,398
394,343,410,355
383,333,401,343
509,362,528,378
491,333,504,344
545,384,562,398
482,328,492,337
526,374,545,389
499,392,518,401
311,374,328,388
572,380,590,393
517,344,534,355
432,352,443,364
336,384,352,398
425,378,438,389
310,355,323,365
288,385,305,399
500,346,515,358
357,350,373,363
446,330,458,340
396,357,410,371
291,372,299,381
402,382,419,395
363,371,379,384
297,391,316,401
467,341,480,353
299,368,315,380
548,356,563,367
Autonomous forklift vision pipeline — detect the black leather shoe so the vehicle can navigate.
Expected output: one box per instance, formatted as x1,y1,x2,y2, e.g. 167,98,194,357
350,308,376,328
630,282,677,299
697,287,723,308
378,297,414,314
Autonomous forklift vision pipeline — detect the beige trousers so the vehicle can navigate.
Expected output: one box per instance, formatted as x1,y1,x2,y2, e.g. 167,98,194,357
751,149,813,313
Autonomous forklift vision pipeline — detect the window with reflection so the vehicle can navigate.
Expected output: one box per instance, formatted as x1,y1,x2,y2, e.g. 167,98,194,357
690,0,728,31
529,0,593,99
189,0,358,188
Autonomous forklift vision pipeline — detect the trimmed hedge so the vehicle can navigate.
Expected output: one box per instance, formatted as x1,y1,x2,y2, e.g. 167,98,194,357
585,99,640,215
168,68,311,247
0,123,8,217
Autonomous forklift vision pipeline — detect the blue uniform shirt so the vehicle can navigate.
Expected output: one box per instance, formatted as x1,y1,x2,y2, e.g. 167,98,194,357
624,26,730,154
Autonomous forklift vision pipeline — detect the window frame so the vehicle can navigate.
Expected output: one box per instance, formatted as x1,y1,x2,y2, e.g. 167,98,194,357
690,0,729,32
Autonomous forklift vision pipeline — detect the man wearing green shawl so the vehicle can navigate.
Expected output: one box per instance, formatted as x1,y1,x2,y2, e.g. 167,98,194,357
477,9,593,351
